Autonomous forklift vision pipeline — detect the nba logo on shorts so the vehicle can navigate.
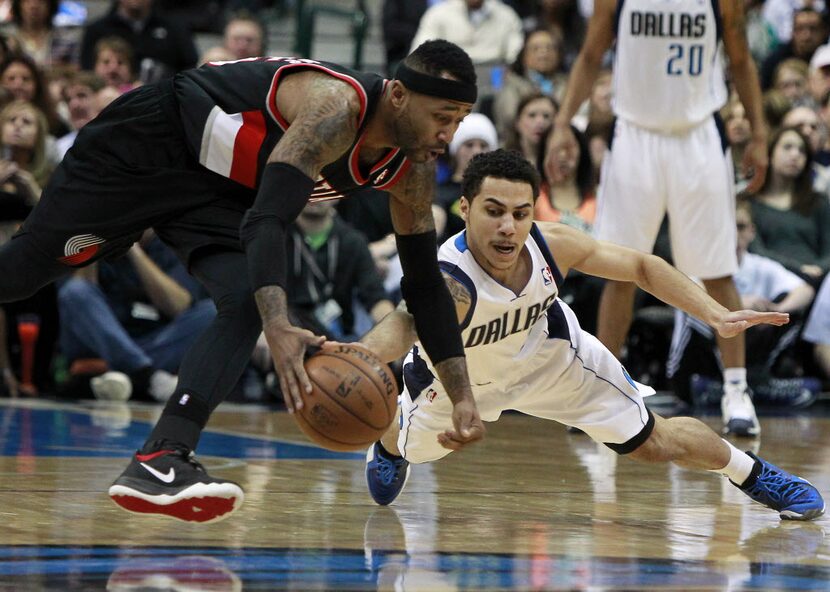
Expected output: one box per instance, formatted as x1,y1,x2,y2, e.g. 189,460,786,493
426,388,438,403
541,266,553,286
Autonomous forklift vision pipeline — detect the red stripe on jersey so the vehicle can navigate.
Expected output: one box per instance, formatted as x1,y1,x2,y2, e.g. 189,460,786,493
266,63,369,131
58,244,100,266
375,158,412,190
229,110,266,188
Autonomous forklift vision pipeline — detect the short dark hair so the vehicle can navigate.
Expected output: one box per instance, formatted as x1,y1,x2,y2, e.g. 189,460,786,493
462,149,540,202
404,40,476,86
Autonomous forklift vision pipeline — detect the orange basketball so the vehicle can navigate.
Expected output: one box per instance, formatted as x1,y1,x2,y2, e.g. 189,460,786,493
294,344,398,451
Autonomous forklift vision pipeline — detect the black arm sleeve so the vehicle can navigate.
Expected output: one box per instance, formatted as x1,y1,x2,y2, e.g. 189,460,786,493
239,163,315,291
397,231,465,364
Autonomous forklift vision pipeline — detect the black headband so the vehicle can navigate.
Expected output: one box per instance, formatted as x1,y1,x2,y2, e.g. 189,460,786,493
394,63,477,104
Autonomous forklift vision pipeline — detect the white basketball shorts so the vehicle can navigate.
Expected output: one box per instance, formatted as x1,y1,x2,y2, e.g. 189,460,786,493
397,300,655,464
593,117,738,279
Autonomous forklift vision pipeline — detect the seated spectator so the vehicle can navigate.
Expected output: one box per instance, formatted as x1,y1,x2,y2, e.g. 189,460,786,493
381,0,428,75
57,231,215,401
763,0,825,45
54,70,104,160
93,36,137,92
223,13,265,59
0,0,78,67
780,104,830,194
747,127,830,285
745,0,779,66
410,0,524,66
537,123,602,332
0,52,66,135
668,200,817,405
502,92,557,169
284,202,394,341
80,0,198,84
437,112,497,239
1,98,51,193
802,272,830,383
807,44,830,106
571,68,613,131
722,94,753,192
493,28,567,140
532,0,586,69
773,58,810,106
761,8,826,90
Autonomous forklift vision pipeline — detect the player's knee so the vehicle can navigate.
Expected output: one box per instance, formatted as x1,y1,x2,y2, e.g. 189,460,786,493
214,289,261,334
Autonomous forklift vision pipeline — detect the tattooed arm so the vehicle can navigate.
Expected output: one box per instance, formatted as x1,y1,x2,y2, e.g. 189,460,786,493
386,162,484,448
361,274,472,363
249,74,361,410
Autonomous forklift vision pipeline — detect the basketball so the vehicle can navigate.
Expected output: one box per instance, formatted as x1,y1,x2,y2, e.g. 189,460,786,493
294,344,398,451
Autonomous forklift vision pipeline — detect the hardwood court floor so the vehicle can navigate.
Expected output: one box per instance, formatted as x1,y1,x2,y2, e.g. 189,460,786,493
0,397,828,590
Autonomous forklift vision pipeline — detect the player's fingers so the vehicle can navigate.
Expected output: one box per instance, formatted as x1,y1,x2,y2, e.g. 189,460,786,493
294,359,313,396
277,372,295,413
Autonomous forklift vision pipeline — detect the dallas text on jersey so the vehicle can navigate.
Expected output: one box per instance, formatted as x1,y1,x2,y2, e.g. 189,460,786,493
464,294,558,348
630,11,706,38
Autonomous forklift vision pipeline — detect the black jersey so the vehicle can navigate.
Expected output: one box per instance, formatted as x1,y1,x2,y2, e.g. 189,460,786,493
173,56,411,199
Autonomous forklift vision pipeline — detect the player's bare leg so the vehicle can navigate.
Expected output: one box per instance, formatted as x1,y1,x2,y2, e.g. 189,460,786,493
702,275,758,437
597,280,637,359
628,414,824,520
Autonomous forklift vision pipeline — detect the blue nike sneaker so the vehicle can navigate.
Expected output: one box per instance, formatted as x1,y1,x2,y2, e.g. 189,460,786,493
366,442,410,505
737,452,825,520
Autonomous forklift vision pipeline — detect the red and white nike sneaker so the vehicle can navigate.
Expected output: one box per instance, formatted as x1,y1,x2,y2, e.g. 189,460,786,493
108,442,244,523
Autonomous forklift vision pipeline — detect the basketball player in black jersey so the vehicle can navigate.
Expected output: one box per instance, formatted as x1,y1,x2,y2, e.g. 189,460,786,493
0,40,486,523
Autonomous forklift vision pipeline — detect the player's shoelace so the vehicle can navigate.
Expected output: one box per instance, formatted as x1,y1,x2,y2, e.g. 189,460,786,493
745,463,812,508
376,455,406,486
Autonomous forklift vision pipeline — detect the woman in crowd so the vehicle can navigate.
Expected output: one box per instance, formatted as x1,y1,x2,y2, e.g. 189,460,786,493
493,28,567,140
1,0,78,67
503,92,557,170
0,53,67,136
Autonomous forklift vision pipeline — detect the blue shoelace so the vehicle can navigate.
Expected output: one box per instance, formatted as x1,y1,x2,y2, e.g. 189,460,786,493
748,465,808,506
376,454,405,486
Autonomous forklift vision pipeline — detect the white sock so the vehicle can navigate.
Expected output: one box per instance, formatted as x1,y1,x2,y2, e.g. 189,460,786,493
712,439,756,486
723,367,746,387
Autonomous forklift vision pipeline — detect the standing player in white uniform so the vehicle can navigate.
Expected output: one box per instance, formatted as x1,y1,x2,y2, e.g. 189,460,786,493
361,150,824,520
549,0,769,437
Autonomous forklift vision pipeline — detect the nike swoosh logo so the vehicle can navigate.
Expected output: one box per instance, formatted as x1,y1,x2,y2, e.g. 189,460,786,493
140,463,175,483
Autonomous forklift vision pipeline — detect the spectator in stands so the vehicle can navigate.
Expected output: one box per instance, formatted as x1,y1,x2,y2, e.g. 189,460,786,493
57,230,215,401
80,0,198,84
668,200,817,406
493,28,567,140
0,53,66,135
747,127,830,285
55,71,104,160
284,201,394,341
93,36,136,92
381,0,427,76
802,273,830,383
808,44,830,105
532,0,586,69
437,112,497,239
723,94,753,192
763,0,825,45
503,93,557,170
745,0,779,66
410,0,524,66
225,14,264,59
773,58,811,105
1,0,78,67
1,98,51,191
535,124,601,332
761,8,827,90
780,104,830,194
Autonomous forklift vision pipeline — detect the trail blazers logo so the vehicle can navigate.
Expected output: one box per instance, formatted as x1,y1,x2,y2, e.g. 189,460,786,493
59,234,106,266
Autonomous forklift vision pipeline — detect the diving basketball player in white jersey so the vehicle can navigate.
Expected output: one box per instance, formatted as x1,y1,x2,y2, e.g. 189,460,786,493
549,0,768,437
361,150,824,521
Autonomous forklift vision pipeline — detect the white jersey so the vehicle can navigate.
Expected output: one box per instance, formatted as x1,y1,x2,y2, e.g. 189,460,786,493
612,0,728,131
408,225,565,390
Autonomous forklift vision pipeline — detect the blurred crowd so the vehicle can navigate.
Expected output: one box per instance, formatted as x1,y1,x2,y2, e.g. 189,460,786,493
2,0,830,409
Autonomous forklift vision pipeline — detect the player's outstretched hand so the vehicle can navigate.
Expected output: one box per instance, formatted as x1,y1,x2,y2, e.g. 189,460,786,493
265,323,325,413
546,123,578,184
713,309,789,339
437,396,485,451
742,135,769,193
